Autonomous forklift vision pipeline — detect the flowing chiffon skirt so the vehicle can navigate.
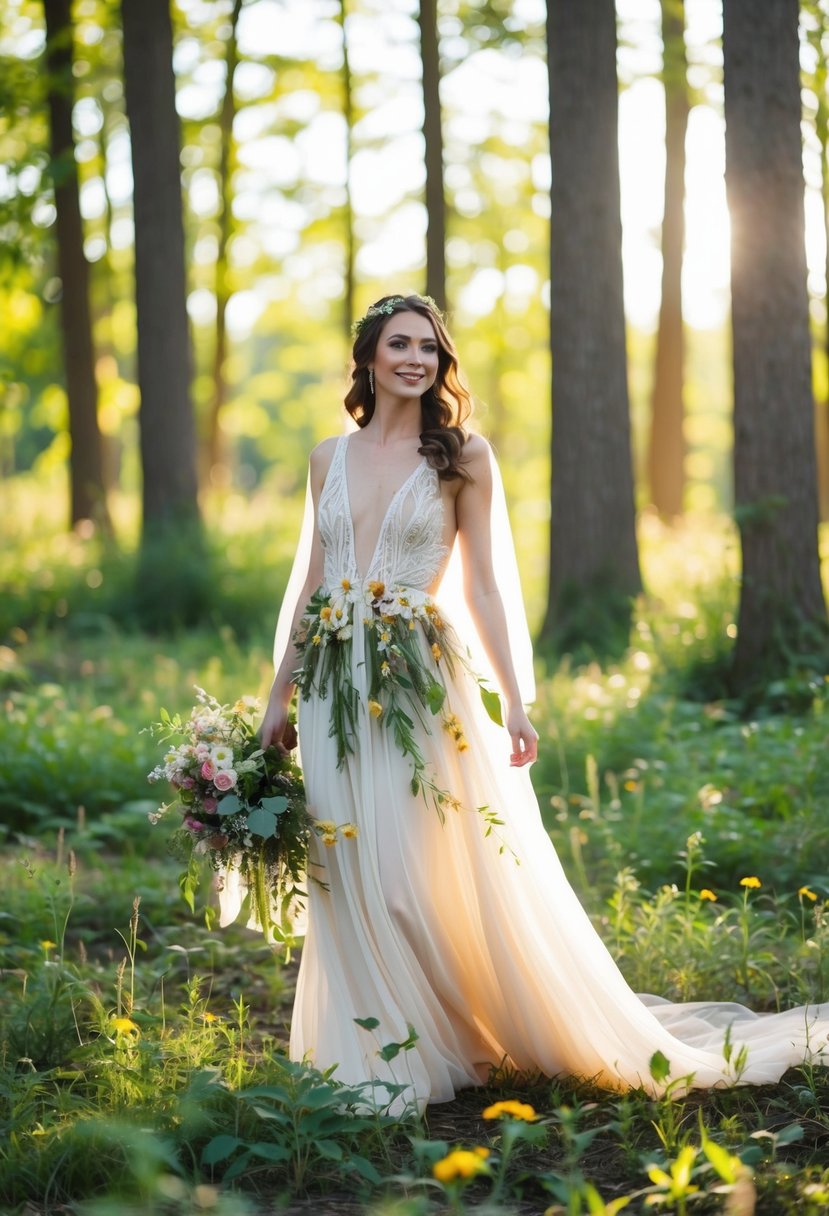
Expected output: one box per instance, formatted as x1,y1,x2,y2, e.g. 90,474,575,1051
289,620,829,1112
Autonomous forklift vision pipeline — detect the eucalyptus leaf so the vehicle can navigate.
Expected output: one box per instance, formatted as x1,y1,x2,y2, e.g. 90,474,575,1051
245,806,277,838
215,794,242,817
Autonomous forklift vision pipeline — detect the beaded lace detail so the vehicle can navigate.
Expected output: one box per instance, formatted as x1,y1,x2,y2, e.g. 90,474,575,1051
318,434,447,592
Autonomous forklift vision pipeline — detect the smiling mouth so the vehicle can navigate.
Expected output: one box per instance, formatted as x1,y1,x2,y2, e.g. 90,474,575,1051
397,372,424,383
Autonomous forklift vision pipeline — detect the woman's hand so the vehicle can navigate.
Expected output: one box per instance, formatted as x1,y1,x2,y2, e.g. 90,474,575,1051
506,703,538,767
259,695,297,755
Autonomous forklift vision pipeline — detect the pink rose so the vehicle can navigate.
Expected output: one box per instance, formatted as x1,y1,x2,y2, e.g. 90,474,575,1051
202,796,218,814
201,760,216,780
214,769,237,792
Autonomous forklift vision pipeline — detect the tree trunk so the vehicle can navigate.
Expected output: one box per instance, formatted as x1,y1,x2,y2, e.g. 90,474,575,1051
723,0,827,686
205,0,243,488
818,11,829,523
646,0,688,520
418,0,446,311
541,0,642,651
44,0,111,532
121,0,200,536
339,0,356,343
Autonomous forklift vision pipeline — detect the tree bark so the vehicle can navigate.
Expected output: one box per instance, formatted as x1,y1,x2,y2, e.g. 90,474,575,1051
418,0,447,311
44,0,111,531
205,0,243,488
647,0,688,520
541,0,642,650
723,0,827,685
121,0,200,535
339,0,356,342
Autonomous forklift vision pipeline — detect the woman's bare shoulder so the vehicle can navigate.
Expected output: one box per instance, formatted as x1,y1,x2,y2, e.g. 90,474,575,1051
309,435,341,477
461,432,494,482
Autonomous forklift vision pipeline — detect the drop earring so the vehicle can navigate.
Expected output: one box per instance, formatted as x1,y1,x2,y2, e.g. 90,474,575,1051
369,368,375,394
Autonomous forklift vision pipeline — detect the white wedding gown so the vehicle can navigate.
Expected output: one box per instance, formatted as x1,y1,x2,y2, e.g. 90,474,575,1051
288,434,829,1111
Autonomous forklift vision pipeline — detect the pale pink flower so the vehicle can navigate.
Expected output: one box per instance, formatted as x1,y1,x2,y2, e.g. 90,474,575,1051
184,816,206,833
201,759,216,780
202,796,218,813
180,776,196,789
214,769,237,792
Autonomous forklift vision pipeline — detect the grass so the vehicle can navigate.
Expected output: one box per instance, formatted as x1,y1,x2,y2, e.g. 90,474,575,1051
2,497,829,1213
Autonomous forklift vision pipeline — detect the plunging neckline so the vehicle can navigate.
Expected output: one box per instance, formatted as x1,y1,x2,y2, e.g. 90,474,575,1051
342,433,427,581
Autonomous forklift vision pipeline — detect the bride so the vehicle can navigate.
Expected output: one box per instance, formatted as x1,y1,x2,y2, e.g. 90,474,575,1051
258,292,828,1111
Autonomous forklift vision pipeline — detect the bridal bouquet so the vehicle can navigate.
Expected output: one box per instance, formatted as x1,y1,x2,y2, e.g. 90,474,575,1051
147,688,310,944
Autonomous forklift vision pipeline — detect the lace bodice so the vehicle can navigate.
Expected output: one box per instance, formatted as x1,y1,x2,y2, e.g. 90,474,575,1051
318,434,446,591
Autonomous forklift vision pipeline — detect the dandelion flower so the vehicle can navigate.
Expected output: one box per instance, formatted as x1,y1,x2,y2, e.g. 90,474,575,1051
40,940,57,951
367,700,383,719
799,886,818,902
111,1016,139,1036
432,1148,490,1182
341,822,359,839
482,1099,537,1121
739,876,762,889
699,889,718,902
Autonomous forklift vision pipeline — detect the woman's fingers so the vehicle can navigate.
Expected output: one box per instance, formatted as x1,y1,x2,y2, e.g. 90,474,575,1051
510,726,538,767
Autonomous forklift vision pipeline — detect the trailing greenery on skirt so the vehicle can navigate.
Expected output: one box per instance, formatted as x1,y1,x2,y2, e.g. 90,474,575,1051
293,578,504,829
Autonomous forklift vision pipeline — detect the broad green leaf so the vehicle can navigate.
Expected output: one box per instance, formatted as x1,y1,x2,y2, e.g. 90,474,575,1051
215,794,242,817
245,806,277,838
649,1050,671,1083
479,685,503,726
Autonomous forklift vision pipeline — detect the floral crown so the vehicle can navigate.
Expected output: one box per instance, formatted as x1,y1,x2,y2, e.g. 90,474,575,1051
351,294,438,339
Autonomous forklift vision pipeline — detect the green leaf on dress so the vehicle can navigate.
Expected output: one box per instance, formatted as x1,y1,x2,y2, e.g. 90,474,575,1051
479,685,504,726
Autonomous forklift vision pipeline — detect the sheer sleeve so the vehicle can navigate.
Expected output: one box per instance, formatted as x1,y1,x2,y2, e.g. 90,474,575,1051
272,466,316,674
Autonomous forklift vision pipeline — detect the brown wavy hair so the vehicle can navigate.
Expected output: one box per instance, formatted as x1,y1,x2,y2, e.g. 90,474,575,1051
344,294,472,480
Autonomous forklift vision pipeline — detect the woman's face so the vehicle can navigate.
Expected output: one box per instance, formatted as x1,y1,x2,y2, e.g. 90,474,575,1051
371,310,440,400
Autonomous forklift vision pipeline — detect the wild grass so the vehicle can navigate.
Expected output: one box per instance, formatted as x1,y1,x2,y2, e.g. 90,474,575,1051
2,500,829,1213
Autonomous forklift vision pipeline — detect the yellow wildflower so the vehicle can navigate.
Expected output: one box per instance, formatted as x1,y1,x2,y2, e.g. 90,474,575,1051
799,886,818,902
431,643,442,661
444,795,462,812
312,634,322,646
368,700,383,719
699,889,718,902
623,779,639,792
739,876,762,890
320,606,332,622
432,1147,490,1183
111,1016,139,1036
321,832,338,847
201,1011,219,1023
315,819,337,834
368,580,385,599
456,737,469,753
341,822,359,839
40,940,57,950
381,661,391,677
482,1099,537,1121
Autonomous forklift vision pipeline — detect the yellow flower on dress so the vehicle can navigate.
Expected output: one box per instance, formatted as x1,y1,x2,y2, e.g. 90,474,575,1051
321,832,338,847
368,700,383,719
739,876,762,889
341,579,351,592
380,661,391,677
368,580,385,599
111,1016,139,1036
699,889,718,902
314,819,337,834
444,795,462,812
432,1147,490,1182
431,643,442,661
456,737,469,753
482,1099,537,1121
320,606,332,622
799,886,818,902
341,822,359,839
312,634,322,646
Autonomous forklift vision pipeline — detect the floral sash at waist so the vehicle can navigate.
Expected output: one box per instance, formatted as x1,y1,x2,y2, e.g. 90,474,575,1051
293,578,492,813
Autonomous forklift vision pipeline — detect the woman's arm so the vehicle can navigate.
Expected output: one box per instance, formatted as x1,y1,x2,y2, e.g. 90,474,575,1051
260,439,335,750
455,435,538,767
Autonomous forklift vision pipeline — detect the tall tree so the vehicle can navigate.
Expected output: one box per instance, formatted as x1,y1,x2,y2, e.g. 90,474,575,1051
43,0,111,531
804,0,829,521
646,0,689,519
338,0,356,342
723,0,827,686
418,0,447,310
541,0,642,650
121,0,200,536
205,0,243,487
